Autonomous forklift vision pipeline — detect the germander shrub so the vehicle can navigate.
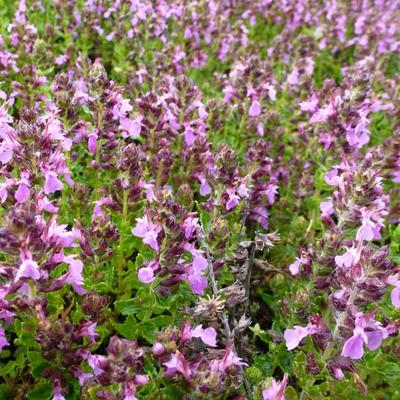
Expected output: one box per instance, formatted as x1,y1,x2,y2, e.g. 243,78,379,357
0,1,399,399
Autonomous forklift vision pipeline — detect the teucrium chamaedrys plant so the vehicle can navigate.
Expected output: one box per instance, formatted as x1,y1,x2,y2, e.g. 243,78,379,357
0,0,399,399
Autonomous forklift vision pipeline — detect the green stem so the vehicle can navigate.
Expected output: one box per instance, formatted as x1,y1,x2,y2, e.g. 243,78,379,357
118,189,129,292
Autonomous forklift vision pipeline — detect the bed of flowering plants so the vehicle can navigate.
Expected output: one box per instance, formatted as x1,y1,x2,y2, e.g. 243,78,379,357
1,0,400,399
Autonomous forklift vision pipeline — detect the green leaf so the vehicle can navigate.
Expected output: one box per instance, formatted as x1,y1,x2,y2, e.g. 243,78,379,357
112,315,137,339
26,380,52,400
137,315,172,343
114,299,143,315
27,351,49,378
285,386,299,400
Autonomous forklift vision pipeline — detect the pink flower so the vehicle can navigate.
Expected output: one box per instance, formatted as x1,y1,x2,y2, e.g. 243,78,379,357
55,54,68,65
152,343,165,356
184,127,195,146
288,257,306,276
249,100,262,117
342,314,388,359
218,343,247,372
120,117,141,138
14,181,30,203
299,96,319,112
184,243,208,294
163,351,191,381
87,354,108,376
44,220,77,248
320,199,334,215
182,216,199,240
0,327,9,352
284,323,318,350
287,68,299,85
391,286,400,308
15,257,41,282
65,256,86,295
0,179,14,203
267,84,277,101
310,104,335,123
387,275,400,308
88,131,98,154
137,267,155,284
191,325,217,347
77,322,98,343
334,247,360,270
346,119,370,148
356,217,381,241
262,373,288,400
226,190,240,210
44,171,64,194
134,375,149,385
324,168,340,186
132,215,160,252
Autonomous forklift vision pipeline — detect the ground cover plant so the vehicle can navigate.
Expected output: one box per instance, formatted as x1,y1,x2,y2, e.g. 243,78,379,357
0,0,400,399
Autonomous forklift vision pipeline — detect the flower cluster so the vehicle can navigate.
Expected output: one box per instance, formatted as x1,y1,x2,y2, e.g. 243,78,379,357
0,0,399,399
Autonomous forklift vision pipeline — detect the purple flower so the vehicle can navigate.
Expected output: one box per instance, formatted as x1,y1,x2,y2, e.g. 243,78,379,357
14,181,30,203
152,343,165,356
342,314,388,359
163,351,191,381
120,117,141,138
299,96,319,112
15,258,40,282
73,369,93,386
52,378,66,400
287,68,299,85
182,216,199,240
184,127,195,146
284,323,318,350
341,334,364,359
191,325,217,347
0,327,9,352
134,375,149,385
226,189,240,210
387,276,400,308
320,199,334,216
262,373,288,400
198,175,211,196
138,267,155,284
267,84,277,101
87,354,108,376
188,275,208,295
334,247,360,270
356,217,381,241
132,214,160,252
310,104,335,123
44,171,64,194
249,99,262,117
55,54,68,65
346,120,370,148
184,243,208,294
88,132,97,154
65,256,86,295
324,167,340,186
391,287,400,308
288,257,305,276
217,343,247,372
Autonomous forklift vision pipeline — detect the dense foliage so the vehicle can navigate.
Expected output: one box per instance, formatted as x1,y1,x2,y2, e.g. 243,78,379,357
0,0,399,399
